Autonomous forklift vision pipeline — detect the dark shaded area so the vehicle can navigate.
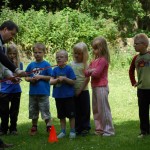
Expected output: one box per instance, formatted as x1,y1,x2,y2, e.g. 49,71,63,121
0,0,81,13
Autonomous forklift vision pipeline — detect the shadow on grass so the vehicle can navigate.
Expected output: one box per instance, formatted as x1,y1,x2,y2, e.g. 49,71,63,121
1,119,150,150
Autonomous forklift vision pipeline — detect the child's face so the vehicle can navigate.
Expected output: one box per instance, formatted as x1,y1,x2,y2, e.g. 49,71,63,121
7,49,17,61
56,52,67,67
33,48,44,62
134,38,147,54
74,49,83,63
92,47,101,58
92,41,102,58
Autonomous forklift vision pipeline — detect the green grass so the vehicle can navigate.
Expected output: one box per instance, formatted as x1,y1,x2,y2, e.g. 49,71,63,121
2,67,150,150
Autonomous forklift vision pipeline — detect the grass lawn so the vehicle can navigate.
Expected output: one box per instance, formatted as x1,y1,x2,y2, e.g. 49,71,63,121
1,68,150,150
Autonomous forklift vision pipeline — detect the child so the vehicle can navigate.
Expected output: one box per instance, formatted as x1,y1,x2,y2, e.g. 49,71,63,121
70,42,91,136
50,50,76,139
25,43,52,136
129,33,150,138
85,37,115,136
0,44,23,135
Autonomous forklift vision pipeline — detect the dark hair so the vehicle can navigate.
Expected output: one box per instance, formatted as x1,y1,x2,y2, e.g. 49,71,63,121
0,20,19,32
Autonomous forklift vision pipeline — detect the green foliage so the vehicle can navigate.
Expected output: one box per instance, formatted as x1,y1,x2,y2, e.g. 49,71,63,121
0,7,119,63
80,0,145,36
110,45,136,70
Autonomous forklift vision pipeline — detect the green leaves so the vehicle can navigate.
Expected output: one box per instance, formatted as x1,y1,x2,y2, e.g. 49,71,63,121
0,7,119,63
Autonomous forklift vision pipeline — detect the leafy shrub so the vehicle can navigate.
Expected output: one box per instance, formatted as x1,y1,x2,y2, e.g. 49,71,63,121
0,7,120,65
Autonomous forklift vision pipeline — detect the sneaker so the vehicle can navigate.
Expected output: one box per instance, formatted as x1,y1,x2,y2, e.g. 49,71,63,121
10,131,18,135
0,131,7,136
81,130,89,136
102,133,114,137
0,143,13,149
138,133,147,138
94,131,102,136
69,132,76,139
57,132,66,138
30,126,37,136
46,126,51,133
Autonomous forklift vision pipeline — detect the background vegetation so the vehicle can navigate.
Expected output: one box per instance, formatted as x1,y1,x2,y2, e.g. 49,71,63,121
1,0,147,67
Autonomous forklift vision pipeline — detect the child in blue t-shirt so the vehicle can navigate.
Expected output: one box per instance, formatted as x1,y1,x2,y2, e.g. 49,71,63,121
0,44,23,135
50,50,76,139
25,43,52,136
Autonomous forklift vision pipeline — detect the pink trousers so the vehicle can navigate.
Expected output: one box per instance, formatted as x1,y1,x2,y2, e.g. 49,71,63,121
92,86,115,135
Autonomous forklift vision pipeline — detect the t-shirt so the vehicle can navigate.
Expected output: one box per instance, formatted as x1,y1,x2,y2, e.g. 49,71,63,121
0,62,23,93
52,65,76,98
70,61,88,91
26,60,52,96
129,51,150,89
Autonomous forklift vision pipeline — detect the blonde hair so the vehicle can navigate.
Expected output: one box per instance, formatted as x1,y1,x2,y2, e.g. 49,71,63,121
7,43,20,68
134,33,149,47
33,43,46,53
56,49,68,60
91,37,110,63
73,42,89,67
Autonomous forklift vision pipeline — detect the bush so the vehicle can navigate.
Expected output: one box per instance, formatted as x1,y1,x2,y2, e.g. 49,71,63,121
0,7,119,64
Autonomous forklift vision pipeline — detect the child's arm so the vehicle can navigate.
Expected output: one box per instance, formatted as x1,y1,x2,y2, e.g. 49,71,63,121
90,58,107,78
50,77,59,85
129,55,138,87
58,76,75,85
33,75,50,81
3,68,21,83
84,63,93,77
25,77,38,84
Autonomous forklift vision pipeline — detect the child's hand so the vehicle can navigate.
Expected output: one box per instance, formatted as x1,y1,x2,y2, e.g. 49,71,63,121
87,68,96,74
75,89,82,97
15,70,27,77
134,81,142,87
10,77,22,84
30,77,37,83
134,82,138,87
58,76,66,82
33,75,43,80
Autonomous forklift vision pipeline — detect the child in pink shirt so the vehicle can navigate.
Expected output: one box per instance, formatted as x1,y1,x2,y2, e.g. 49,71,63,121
85,37,115,136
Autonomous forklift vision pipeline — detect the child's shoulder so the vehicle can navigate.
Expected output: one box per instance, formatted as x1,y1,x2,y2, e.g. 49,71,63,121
27,61,35,66
66,64,74,69
42,60,51,64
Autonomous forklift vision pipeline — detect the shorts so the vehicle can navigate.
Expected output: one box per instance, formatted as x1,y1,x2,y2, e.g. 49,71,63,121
29,95,51,120
55,97,75,119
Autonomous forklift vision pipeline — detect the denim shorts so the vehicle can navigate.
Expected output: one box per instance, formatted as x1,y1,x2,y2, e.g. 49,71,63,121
29,95,51,120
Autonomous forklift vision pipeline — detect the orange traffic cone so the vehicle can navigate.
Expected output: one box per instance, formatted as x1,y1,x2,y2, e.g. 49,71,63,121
48,125,58,143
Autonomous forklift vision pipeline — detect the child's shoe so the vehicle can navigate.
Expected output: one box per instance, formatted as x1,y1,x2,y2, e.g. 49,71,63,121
69,132,76,139
57,132,66,138
81,130,89,136
30,126,37,136
138,133,148,138
10,131,18,135
0,131,7,136
102,133,113,137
